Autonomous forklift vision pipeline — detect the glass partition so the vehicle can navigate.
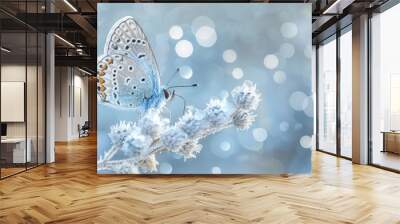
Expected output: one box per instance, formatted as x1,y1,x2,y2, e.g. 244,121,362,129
0,1,46,179
317,36,337,154
339,28,352,158
27,31,38,169
38,32,46,165
311,45,317,150
1,31,28,177
371,3,400,171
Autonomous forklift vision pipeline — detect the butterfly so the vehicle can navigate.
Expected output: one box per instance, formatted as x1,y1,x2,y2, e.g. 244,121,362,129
98,16,195,111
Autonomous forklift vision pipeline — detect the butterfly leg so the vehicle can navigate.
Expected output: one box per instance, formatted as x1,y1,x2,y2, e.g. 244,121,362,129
174,93,187,115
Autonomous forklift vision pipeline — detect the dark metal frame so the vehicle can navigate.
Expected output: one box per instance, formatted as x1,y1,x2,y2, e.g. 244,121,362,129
0,20,2,179
367,10,373,166
315,44,319,151
0,0,47,180
336,26,341,158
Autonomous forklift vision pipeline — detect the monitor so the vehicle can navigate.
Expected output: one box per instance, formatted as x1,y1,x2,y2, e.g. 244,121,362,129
1,82,25,122
1,123,7,137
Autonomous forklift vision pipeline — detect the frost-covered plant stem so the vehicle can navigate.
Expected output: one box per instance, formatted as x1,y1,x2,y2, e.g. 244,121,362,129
98,80,261,174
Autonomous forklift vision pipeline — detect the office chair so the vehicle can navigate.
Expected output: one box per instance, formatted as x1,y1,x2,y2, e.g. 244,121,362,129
79,121,90,138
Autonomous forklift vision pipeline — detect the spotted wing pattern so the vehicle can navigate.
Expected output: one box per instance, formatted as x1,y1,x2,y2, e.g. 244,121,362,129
98,16,162,110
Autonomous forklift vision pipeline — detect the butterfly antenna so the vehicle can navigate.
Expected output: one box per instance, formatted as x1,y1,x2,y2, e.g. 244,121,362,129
166,68,180,86
166,84,198,90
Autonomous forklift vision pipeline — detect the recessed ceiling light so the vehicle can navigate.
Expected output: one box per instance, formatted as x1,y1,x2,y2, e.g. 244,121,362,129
78,67,93,76
323,0,353,15
54,34,75,48
63,0,78,12
1,47,11,53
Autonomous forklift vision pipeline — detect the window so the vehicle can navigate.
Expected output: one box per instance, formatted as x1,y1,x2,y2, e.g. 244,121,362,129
339,28,352,158
371,3,400,171
390,74,400,130
317,36,337,154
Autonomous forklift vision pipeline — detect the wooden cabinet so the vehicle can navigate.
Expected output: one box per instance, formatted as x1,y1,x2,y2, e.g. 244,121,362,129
382,132,400,154
0,138,31,165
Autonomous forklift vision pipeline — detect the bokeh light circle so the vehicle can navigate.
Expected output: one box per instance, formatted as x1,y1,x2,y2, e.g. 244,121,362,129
159,162,173,174
211,166,222,174
179,65,193,79
220,141,231,151
289,91,308,111
175,40,193,58
281,22,298,39
252,128,268,142
223,49,237,63
273,70,286,84
300,135,312,148
264,54,279,70
169,25,183,40
232,67,244,79
195,26,217,47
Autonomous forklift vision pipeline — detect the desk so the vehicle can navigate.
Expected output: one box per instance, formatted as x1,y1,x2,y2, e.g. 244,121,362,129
382,131,400,154
1,138,31,163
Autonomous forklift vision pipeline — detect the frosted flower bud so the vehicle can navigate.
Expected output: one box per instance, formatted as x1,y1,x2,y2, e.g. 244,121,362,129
178,141,203,161
177,106,205,138
160,126,188,151
231,80,261,111
137,154,158,173
121,127,151,155
138,109,169,139
232,110,256,130
108,121,134,144
205,98,229,127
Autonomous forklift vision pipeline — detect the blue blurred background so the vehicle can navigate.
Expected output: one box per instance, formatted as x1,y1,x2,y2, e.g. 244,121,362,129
97,3,313,174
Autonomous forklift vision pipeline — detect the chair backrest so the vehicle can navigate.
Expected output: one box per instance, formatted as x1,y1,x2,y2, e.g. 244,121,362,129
82,121,90,129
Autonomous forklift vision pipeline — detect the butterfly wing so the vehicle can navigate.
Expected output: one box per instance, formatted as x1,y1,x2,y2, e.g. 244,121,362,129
98,16,162,110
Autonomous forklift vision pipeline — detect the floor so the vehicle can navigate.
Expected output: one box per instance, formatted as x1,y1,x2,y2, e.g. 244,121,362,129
372,150,400,171
0,167,25,178
1,135,400,223
1,163,42,178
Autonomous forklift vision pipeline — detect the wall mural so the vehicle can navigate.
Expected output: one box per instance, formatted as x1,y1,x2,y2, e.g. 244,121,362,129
97,3,313,174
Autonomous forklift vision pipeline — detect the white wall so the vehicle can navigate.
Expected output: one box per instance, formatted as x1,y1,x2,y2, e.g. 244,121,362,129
1,82,25,122
55,66,69,141
54,67,89,141
46,8,56,164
